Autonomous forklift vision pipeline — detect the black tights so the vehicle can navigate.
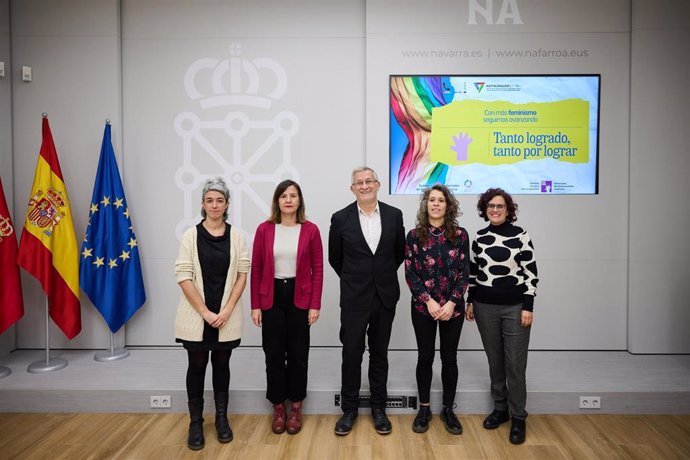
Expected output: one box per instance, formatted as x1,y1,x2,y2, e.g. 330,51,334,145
186,349,233,400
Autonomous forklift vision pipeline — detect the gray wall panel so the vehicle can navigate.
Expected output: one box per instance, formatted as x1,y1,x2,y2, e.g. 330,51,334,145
628,0,690,353
4,0,688,353
0,0,15,357
367,0,631,349
11,0,121,349
122,0,365,346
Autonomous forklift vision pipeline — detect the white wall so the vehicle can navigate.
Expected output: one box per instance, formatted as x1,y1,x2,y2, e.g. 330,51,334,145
3,0,688,353
628,0,690,353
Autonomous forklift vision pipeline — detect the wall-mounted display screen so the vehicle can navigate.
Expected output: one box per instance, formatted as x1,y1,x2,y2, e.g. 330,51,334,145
390,75,601,195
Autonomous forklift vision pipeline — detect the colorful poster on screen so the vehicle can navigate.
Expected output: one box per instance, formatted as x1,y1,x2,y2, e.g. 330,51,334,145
390,75,600,195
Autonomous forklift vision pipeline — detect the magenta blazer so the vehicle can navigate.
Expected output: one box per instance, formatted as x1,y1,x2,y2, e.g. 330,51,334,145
251,220,324,311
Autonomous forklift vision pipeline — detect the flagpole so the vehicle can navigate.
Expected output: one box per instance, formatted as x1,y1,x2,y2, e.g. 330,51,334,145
27,297,68,373
94,331,130,362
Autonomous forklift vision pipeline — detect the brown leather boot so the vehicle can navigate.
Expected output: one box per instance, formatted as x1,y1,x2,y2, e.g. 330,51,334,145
272,403,287,434
286,400,303,434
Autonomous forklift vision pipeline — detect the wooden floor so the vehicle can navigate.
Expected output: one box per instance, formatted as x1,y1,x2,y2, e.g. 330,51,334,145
0,413,688,459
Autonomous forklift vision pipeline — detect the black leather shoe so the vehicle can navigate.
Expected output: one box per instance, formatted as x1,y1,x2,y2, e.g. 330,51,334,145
509,418,526,444
372,408,392,435
335,411,358,435
483,410,510,430
412,405,432,433
440,406,463,435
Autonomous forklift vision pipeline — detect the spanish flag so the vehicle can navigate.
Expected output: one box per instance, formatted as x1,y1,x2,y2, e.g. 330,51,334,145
18,117,81,339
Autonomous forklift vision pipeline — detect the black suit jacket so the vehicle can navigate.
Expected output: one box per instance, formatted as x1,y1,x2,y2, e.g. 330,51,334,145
328,201,405,309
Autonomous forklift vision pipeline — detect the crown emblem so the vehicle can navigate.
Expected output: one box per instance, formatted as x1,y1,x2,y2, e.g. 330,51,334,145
184,43,287,110
46,188,66,208
0,214,14,243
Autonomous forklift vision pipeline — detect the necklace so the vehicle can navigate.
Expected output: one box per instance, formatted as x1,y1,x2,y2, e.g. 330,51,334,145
429,226,444,237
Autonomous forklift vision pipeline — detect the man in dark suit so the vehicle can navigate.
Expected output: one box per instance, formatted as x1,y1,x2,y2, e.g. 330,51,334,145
329,166,405,436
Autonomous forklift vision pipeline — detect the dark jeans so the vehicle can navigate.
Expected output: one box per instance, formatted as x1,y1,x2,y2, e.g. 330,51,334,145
186,349,232,399
339,296,396,412
473,301,531,420
261,278,310,404
411,310,464,407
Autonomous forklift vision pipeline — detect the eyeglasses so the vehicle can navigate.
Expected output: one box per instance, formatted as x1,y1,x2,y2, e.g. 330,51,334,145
353,179,377,187
487,203,506,210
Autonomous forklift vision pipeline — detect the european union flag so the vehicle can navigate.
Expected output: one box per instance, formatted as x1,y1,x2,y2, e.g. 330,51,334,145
80,123,146,333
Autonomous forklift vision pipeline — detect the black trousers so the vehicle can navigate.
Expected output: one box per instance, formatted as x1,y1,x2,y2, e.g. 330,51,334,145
411,310,464,407
261,278,310,404
339,296,396,412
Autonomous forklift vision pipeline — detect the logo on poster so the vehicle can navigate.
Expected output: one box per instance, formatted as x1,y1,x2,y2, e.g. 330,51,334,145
467,0,523,25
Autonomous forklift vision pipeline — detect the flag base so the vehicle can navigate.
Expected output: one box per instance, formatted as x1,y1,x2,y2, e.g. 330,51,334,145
94,348,130,362
28,357,68,373
0,366,10,379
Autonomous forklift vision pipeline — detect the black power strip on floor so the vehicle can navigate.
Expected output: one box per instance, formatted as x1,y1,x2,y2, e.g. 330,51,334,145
334,394,417,409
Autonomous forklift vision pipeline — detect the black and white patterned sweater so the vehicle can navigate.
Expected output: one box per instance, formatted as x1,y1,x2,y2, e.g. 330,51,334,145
467,221,539,311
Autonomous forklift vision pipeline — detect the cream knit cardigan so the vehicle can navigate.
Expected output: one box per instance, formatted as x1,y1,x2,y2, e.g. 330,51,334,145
174,225,250,342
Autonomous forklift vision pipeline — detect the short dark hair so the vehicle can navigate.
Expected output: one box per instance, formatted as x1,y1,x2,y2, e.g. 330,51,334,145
477,188,518,223
268,180,306,224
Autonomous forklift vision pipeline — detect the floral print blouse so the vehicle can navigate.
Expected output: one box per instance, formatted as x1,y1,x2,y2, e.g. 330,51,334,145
404,226,470,318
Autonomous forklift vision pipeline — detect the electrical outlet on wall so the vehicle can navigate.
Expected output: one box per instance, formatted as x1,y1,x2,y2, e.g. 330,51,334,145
579,396,601,409
150,395,172,409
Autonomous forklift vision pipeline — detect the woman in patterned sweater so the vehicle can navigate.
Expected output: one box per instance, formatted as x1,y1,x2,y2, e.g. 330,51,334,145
404,184,470,435
465,188,538,445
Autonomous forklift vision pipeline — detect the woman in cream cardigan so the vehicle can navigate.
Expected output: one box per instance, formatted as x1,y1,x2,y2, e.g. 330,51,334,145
174,177,250,451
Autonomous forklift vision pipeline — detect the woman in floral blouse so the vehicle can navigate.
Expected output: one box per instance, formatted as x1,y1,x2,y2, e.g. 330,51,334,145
404,184,470,435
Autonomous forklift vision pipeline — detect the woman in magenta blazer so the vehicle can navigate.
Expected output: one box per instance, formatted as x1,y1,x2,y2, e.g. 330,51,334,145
251,179,324,435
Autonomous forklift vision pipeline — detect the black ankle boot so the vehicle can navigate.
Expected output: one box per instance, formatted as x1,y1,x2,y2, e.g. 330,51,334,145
187,398,205,450
214,392,233,443
412,405,432,433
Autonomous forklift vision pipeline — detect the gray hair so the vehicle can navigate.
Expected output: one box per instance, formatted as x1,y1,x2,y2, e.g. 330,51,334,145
351,166,379,184
201,177,230,220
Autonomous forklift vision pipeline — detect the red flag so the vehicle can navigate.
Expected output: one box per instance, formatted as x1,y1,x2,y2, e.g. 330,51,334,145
18,117,81,339
0,177,24,333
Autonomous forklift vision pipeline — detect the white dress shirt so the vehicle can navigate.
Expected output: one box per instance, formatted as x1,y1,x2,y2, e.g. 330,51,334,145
357,202,381,254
